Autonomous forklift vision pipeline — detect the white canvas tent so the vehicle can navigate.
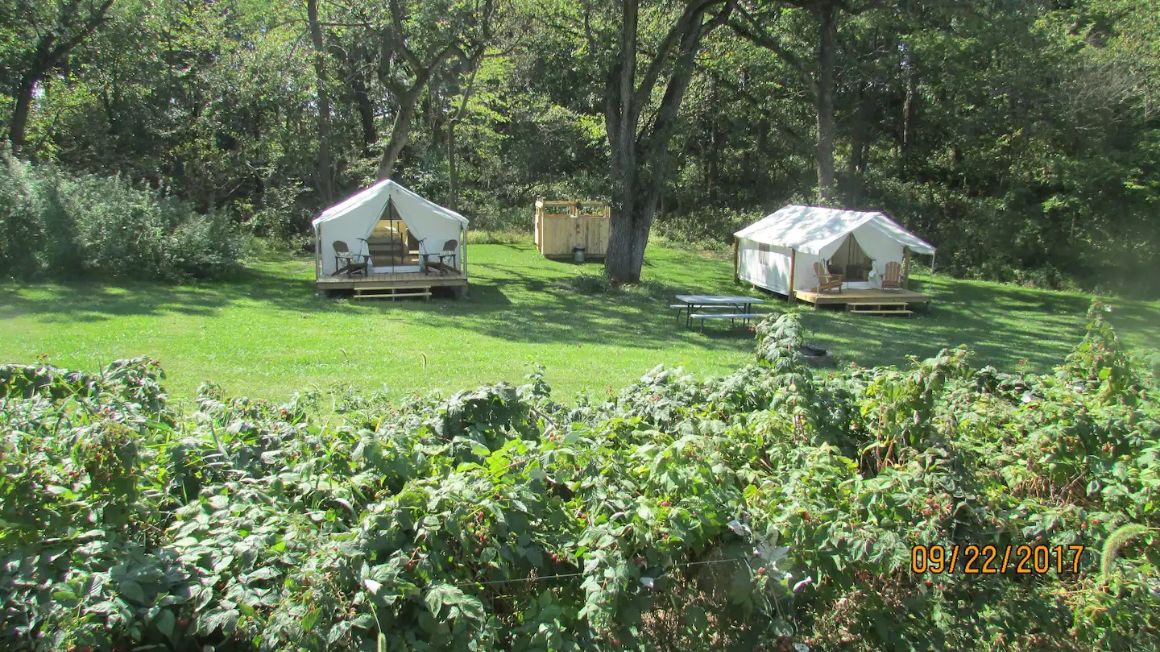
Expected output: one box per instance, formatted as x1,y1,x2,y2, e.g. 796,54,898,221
733,205,935,295
312,180,468,278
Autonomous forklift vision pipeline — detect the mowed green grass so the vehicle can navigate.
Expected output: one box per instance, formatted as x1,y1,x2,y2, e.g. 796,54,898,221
1,241,1156,407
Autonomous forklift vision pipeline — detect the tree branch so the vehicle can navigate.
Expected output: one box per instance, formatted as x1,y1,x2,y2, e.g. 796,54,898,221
728,3,806,75
387,0,424,72
632,0,722,114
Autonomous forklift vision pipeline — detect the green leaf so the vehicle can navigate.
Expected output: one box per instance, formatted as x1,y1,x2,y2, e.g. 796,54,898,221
52,589,79,602
301,607,321,632
425,583,455,616
154,610,177,644
119,580,146,605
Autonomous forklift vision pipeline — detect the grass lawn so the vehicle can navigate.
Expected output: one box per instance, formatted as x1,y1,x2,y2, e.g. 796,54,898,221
1,241,1156,407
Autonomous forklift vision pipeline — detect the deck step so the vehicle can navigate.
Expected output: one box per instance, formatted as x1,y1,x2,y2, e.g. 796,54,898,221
847,309,913,315
847,302,911,316
353,287,432,300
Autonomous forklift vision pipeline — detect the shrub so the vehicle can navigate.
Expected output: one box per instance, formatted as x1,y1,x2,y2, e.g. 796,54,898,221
0,152,46,276
653,207,765,249
0,152,241,281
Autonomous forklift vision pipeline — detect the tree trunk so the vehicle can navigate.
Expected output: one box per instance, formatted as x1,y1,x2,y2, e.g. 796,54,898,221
9,75,37,156
605,196,655,282
447,119,459,210
352,75,377,156
847,82,868,201
447,53,484,210
604,0,641,283
814,1,837,204
377,85,424,180
901,44,917,175
603,0,730,283
306,0,334,203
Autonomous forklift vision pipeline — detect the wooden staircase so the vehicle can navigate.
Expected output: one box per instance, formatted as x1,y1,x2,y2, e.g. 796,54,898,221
847,301,912,316
353,285,431,300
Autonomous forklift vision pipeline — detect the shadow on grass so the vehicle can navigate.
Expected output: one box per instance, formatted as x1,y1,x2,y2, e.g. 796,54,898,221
1,249,760,357
414,264,762,352
4,243,1155,374
790,274,1155,371
0,263,347,323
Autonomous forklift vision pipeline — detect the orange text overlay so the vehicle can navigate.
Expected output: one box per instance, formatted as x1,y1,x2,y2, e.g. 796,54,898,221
911,544,1086,575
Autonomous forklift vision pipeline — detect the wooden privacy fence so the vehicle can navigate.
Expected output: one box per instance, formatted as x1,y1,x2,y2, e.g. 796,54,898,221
534,198,610,258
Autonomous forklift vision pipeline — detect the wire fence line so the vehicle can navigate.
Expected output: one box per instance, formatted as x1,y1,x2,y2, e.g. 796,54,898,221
444,555,753,589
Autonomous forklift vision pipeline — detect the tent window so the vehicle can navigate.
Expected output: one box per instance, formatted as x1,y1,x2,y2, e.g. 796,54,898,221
758,243,771,253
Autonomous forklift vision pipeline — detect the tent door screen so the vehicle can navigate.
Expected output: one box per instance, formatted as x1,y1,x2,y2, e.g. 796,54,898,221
366,199,420,269
829,235,873,281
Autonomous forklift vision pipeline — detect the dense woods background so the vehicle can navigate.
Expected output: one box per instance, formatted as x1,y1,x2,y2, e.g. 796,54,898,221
1,0,1157,292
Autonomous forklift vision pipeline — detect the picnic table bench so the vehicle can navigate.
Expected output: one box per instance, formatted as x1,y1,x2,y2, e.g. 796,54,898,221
673,294,765,331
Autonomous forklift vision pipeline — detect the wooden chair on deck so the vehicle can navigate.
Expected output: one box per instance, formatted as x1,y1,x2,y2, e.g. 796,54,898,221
813,261,843,294
882,261,903,290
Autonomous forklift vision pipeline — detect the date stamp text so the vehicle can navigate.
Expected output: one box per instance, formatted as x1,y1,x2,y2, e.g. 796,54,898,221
911,544,1086,575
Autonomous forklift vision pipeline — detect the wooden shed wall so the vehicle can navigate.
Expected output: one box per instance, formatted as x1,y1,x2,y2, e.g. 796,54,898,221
534,199,610,257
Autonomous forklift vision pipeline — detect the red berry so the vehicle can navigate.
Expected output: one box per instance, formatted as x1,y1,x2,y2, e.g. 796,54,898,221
757,567,766,575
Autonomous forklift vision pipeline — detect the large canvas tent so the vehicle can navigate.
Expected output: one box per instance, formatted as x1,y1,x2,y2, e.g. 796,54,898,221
312,180,468,278
734,205,935,295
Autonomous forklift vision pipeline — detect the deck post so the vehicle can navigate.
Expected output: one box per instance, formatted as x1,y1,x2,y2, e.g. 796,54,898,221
732,238,739,283
902,248,911,289
787,249,797,303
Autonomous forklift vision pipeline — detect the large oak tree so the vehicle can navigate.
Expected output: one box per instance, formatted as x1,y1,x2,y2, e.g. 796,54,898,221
585,0,736,283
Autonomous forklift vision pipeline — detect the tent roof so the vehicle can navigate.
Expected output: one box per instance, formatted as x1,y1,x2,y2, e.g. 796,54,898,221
311,179,469,227
734,205,935,256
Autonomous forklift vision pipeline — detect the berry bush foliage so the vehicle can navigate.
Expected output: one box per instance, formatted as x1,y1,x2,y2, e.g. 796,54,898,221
1,303,1157,651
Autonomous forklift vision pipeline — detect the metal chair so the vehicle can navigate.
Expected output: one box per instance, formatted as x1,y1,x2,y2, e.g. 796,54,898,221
333,240,369,277
422,239,458,274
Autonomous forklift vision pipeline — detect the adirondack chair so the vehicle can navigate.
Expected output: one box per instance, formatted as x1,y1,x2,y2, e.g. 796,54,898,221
814,261,843,294
882,261,903,290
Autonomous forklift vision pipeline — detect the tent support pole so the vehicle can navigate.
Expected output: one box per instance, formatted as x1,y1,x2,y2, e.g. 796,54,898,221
903,248,910,289
317,223,325,280
732,238,739,283
787,249,797,303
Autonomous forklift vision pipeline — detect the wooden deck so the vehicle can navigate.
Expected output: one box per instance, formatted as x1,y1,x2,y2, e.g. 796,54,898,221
315,270,467,298
793,287,930,307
